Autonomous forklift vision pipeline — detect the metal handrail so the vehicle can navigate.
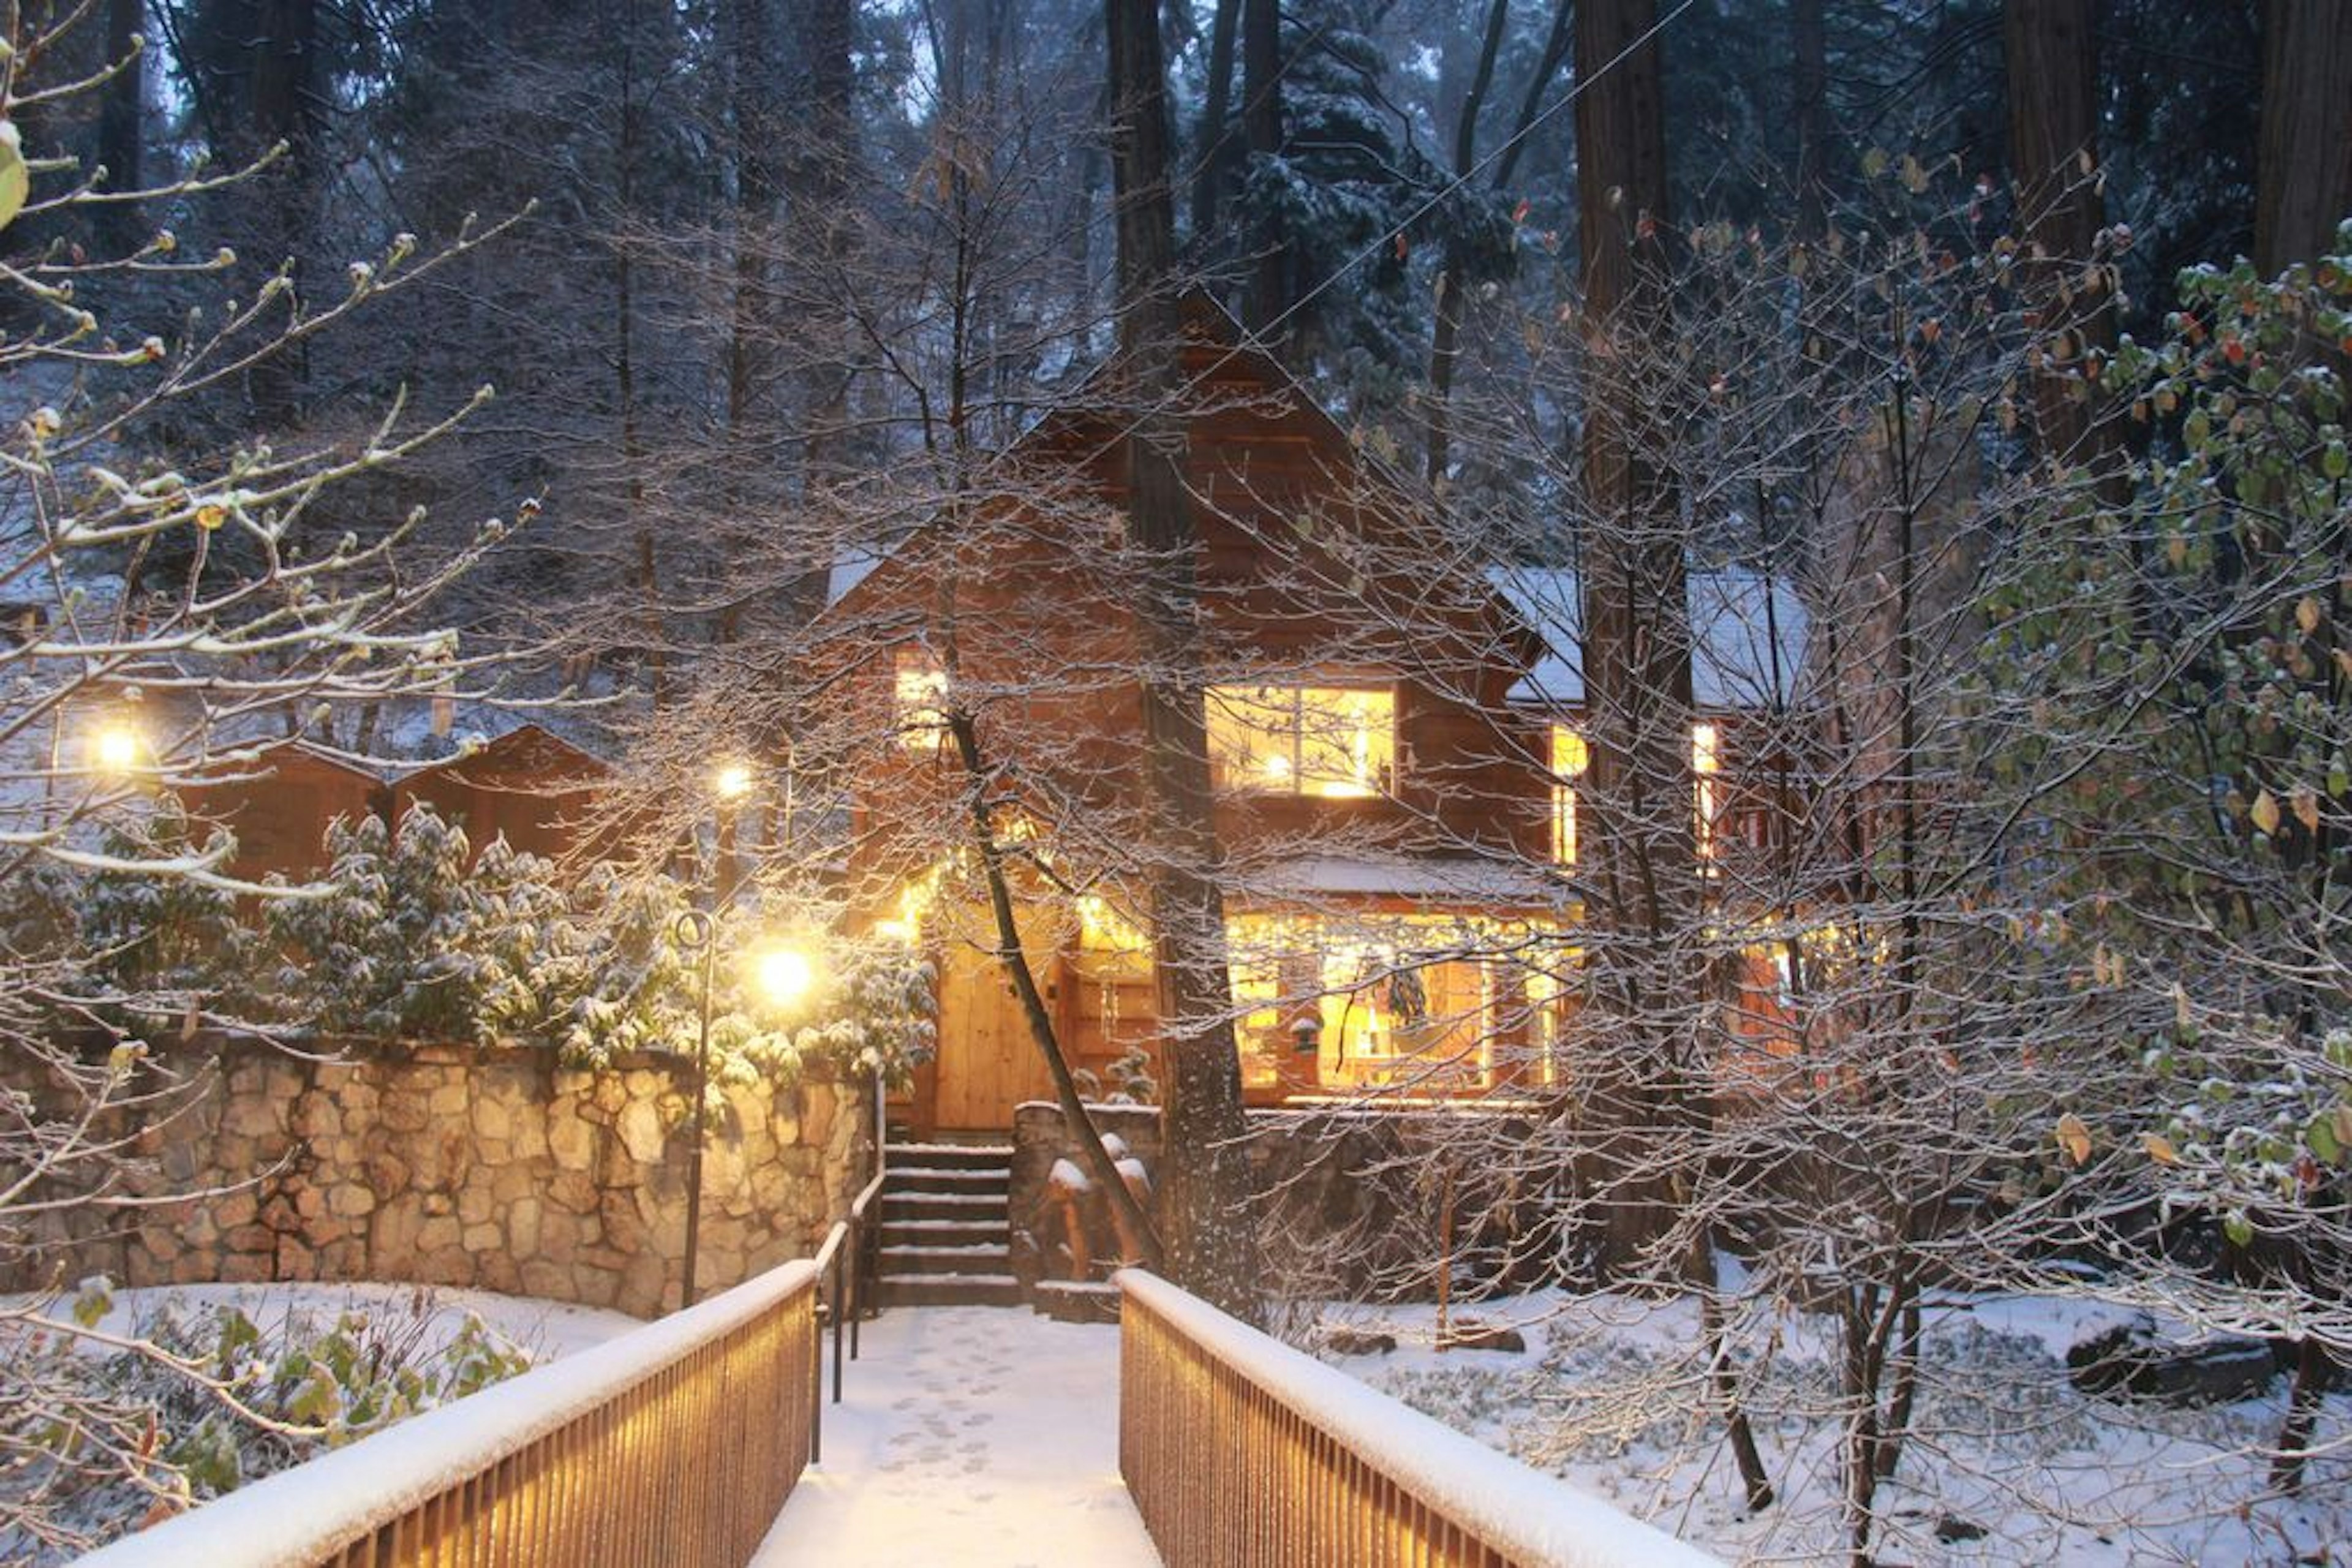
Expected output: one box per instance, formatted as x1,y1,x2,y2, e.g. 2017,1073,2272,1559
807,1070,891,1463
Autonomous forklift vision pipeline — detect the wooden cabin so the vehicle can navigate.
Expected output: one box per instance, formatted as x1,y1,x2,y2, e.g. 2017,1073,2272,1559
175,742,389,881
818,303,1805,1135
392,723,612,866
176,723,611,880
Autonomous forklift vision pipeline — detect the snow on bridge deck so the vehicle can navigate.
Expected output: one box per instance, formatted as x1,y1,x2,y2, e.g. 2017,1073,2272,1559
752,1306,1161,1567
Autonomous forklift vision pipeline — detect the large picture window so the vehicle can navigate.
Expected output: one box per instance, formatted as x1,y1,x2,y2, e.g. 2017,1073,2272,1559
1207,685,1396,798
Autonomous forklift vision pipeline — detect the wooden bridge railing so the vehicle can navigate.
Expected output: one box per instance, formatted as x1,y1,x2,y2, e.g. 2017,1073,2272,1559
80,1257,823,1568
1116,1270,1724,1568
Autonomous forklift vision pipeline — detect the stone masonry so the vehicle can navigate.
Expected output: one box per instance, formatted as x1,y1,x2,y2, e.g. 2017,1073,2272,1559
8,1037,869,1319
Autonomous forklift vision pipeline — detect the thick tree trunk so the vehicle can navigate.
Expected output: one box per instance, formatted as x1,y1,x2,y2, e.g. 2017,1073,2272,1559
1106,0,1259,1316
718,0,777,644
786,0,858,624
616,0,662,703
1572,0,1695,1273
2003,0,2114,467
2254,0,2352,276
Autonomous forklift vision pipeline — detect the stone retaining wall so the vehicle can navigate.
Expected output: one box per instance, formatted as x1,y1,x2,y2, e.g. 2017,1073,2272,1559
7,1038,869,1319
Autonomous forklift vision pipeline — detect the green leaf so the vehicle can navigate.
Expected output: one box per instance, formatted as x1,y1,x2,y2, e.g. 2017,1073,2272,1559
2224,1212,2254,1248
2309,1113,2342,1164
0,124,24,234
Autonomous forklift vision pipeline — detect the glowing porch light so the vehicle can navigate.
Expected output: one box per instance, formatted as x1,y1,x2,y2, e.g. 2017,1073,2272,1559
89,719,146,777
751,943,818,1009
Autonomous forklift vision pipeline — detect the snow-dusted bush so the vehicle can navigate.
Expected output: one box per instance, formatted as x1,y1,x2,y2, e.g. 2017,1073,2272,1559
61,799,947,1088
2,1283,534,1563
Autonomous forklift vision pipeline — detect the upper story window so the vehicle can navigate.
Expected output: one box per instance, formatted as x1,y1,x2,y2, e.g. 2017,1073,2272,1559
894,648,949,750
1547,722,1719,865
1694,720,1721,862
1549,726,1588,865
1208,684,1396,798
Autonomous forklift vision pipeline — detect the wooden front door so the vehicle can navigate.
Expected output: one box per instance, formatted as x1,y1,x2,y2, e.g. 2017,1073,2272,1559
932,906,1065,1129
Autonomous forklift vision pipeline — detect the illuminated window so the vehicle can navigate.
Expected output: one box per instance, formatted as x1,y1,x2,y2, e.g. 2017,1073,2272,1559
1207,685,1395,798
894,649,949,750
1693,721,1721,862
1549,726,1588,864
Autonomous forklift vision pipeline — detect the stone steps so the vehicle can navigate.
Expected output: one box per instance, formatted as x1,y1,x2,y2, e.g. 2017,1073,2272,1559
875,1141,1019,1308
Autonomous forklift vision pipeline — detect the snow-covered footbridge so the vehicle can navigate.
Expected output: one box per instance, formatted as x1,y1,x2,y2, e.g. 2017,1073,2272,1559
77,1248,1716,1568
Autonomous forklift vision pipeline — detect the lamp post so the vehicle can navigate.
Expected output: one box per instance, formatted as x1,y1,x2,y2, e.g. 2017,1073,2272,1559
677,757,824,1310
674,907,718,1310
677,759,752,1311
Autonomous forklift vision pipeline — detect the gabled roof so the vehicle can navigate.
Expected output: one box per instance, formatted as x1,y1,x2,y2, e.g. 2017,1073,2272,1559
817,293,1530,659
1487,567,1809,711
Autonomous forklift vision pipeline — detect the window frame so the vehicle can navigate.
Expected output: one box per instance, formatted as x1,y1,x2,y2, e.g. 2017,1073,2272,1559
1206,680,1400,799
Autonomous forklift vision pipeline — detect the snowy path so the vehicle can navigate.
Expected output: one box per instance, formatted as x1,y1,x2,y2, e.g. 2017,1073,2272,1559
751,1306,1161,1567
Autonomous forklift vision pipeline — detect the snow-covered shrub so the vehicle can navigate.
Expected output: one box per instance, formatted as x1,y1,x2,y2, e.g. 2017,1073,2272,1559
260,805,510,1042
1,1282,533,1561
162,800,944,1086
67,803,258,1033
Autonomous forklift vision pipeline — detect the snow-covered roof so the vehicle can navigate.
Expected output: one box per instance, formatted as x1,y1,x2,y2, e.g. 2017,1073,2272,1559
826,546,891,609
1487,567,1807,711
1242,853,1564,909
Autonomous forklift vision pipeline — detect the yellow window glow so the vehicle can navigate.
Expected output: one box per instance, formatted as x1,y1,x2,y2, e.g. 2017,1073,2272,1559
894,649,949,750
1207,685,1395,797
1693,721,1721,861
1550,726,1587,865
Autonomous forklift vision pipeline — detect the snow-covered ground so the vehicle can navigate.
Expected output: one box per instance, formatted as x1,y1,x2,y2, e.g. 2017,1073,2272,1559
61,1280,641,1362
7,1281,639,1564
1311,1289,2351,1566
752,1306,1159,1568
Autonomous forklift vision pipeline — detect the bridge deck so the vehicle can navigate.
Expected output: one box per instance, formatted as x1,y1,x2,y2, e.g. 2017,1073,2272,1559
752,1305,1160,1567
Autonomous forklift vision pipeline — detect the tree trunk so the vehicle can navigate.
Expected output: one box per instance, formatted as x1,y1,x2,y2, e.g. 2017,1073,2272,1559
1572,0,1694,1273
1191,0,1242,238
1106,0,1260,1316
949,712,1163,1265
1240,0,1287,345
245,0,320,425
786,0,858,625
1792,0,1827,240
2271,1332,2332,1493
615,0,662,703
97,0,145,254
717,0,778,644
2254,0,2352,276
1425,0,1510,487
2003,0,2113,467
